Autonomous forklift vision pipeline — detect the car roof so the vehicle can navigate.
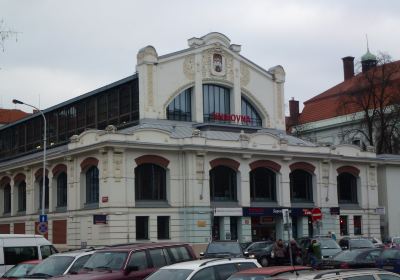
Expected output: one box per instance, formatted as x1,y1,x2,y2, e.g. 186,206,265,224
159,258,256,270
96,242,190,252
235,266,311,276
268,269,397,280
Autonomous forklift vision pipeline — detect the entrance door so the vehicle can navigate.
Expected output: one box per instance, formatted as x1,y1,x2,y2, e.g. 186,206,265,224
251,216,276,241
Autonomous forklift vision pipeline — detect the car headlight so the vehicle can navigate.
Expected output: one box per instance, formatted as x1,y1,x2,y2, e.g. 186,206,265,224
249,254,256,259
271,251,275,258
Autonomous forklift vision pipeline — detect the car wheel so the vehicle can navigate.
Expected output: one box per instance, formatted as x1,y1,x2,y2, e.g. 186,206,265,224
260,257,269,267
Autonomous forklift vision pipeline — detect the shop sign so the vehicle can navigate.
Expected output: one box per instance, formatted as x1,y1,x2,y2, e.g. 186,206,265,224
243,207,313,217
93,214,107,225
260,216,274,224
197,220,207,227
214,207,243,217
211,112,251,124
375,207,385,215
330,207,340,215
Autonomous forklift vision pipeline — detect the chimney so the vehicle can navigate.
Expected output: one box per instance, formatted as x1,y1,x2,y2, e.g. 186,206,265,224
289,98,299,124
342,56,354,80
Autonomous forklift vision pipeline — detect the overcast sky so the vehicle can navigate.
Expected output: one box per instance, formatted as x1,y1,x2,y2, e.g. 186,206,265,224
1,0,399,114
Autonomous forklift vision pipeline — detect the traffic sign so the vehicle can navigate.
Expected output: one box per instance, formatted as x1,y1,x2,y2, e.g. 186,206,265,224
37,222,48,235
311,208,322,222
39,214,47,223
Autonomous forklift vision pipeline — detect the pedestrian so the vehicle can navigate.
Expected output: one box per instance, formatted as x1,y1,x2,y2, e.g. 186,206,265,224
287,239,302,264
308,239,321,269
273,239,286,265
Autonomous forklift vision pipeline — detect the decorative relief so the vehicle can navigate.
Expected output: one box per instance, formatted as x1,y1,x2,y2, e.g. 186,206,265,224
240,62,250,86
147,65,154,107
202,49,234,83
183,55,195,80
113,152,123,182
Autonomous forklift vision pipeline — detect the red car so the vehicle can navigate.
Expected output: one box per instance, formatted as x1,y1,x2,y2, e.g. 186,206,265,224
227,265,313,280
0,260,41,280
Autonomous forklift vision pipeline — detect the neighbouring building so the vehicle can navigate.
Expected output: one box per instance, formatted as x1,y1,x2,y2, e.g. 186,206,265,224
0,33,382,251
0,108,29,127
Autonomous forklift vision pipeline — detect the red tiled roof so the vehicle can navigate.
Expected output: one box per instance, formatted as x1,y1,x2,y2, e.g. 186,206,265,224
298,61,400,124
0,109,29,125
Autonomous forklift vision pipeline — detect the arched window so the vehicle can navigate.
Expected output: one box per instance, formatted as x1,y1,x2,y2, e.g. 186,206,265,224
3,184,11,214
166,88,192,121
17,181,26,212
241,97,262,126
203,84,230,122
290,170,313,202
86,166,99,204
250,168,276,202
135,163,166,200
57,172,68,207
38,177,49,209
337,172,358,204
210,166,237,201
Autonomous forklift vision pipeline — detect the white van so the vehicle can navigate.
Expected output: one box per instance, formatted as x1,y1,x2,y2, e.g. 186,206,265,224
0,234,58,276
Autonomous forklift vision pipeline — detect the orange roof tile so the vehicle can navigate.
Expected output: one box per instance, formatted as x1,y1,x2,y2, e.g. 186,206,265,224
0,109,29,125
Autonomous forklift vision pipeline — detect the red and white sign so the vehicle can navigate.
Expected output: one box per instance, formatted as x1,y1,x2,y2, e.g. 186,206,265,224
311,208,322,222
211,112,251,124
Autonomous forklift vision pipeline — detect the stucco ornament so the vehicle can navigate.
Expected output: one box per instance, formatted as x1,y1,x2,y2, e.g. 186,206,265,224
183,55,195,80
202,48,233,82
240,62,250,87
192,129,201,137
105,125,117,133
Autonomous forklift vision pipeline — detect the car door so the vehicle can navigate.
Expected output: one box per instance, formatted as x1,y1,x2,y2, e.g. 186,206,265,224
214,263,238,280
125,250,153,280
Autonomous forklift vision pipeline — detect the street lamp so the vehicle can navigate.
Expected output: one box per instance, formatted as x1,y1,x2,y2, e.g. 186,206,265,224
12,99,47,217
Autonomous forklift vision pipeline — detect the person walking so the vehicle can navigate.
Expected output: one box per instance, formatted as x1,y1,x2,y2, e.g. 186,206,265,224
308,239,321,269
273,239,286,265
288,239,302,265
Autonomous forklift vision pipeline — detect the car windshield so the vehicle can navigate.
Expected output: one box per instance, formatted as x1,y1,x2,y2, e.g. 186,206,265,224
350,239,374,248
27,256,74,278
84,252,128,270
393,238,400,244
207,242,241,254
145,269,194,280
3,263,37,278
334,250,359,261
320,239,340,249
381,249,400,259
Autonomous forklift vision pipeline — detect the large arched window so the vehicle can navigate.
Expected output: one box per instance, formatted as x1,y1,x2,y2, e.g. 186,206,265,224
241,97,262,127
38,176,49,209
337,173,358,204
250,168,276,202
135,163,166,201
166,88,192,121
290,170,313,203
86,166,99,205
57,172,68,207
3,184,11,214
210,166,237,201
17,181,26,212
203,84,230,122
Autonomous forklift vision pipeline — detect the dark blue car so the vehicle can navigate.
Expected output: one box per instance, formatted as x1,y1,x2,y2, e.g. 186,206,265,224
376,248,400,273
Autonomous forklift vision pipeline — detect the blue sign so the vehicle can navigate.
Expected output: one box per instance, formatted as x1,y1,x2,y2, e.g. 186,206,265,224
37,222,48,234
39,214,48,223
93,215,107,225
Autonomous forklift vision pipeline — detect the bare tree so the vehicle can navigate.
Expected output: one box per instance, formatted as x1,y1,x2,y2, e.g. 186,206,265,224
0,19,18,52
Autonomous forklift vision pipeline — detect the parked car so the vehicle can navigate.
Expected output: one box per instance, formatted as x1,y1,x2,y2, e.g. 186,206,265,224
243,241,274,267
319,248,382,269
200,240,248,259
145,258,260,280
376,248,400,273
0,260,40,280
390,237,400,248
297,237,342,262
227,265,313,280
21,248,96,279
52,242,196,280
0,234,58,277
338,237,375,250
365,237,384,248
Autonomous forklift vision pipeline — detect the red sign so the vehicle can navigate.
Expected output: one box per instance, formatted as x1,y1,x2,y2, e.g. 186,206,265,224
311,208,322,222
211,112,251,124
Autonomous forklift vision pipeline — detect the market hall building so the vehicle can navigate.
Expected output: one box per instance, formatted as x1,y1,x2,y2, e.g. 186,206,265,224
0,33,381,250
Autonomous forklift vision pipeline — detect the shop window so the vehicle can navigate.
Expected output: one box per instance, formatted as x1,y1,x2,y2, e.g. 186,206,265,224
85,166,99,205
241,97,262,126
135,164,166,201
3,183,11,214
337,172,358,204
203,84,230,122
250,168,276,202
166,88,192,121
230,217,238,240
17,181,26,212
290,170,313,203
354,215,362,235
136,216,149,240
212,216,220,240
157,216,170,240
38,176,49,210
340,215,348,236
56,172,68,208
210,166,237,201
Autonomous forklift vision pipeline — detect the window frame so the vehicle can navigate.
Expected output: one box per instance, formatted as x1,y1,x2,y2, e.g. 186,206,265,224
290,170,313,203
85,166,99,206
135,163,167,201
337,172,358,204
249,167,276,202
209,165,237,202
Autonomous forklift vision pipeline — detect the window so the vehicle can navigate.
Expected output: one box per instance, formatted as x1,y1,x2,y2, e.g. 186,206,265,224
4,246,39,265
3,183,11,214
378,275,400,280
136,216,149,240
69,255,91,274
85,166,99,205
354,215,362,235
203,84,230,122
167,88,192,121
40,245,57,259
340,215,348,236
210,166,237,201
236,262,258,271
149,249,167,268
157,216,170,239
241,97,262,126
167,246,192,263
192,267,216,280
17,181,26,212
250,168,276,202
57,172,68,208
128,251,148,270
338,173,358,204
344,276,376,280
230,217,238,240
215,264,237,280
38,176,49,209
290,170,313,202
135,164,166,201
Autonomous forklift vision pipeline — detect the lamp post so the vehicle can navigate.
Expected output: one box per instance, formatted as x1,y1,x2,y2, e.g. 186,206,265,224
12,99,47,217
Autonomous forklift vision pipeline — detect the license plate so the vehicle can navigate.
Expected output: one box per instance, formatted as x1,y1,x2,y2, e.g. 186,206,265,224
383,266,394,270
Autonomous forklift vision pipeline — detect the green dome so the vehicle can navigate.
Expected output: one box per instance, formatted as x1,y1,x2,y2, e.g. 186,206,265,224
361,50,377,61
